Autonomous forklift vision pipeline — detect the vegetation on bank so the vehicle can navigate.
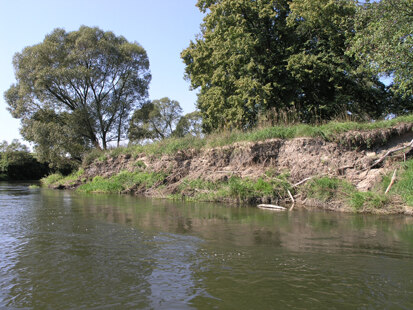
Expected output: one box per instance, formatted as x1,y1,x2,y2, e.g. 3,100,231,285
42,143,413,213
80,114,413,164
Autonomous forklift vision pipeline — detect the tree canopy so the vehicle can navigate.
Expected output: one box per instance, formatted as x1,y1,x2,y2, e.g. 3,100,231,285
181,0,401,131
0,140,49,180
128,97,183,143
351,0,413,99
5,26,151,159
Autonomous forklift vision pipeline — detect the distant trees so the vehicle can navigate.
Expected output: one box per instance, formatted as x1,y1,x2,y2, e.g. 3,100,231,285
182,0,409,132
173,111,203,138
128,97,183,143
0,140,49,180
4,26,151,166
128,97,202,143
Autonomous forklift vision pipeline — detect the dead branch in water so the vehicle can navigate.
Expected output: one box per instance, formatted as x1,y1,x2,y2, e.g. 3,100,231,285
385,169,397,194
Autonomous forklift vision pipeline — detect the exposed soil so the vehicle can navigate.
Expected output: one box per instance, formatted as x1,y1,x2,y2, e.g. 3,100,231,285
65,122,413,214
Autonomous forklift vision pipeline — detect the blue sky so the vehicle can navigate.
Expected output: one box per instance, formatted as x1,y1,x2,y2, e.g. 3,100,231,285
0,0,204,144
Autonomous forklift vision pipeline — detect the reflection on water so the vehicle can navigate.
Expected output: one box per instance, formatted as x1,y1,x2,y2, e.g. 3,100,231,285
0,182,413,309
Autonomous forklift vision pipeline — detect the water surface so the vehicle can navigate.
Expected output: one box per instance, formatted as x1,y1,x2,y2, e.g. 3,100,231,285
1,182,412,309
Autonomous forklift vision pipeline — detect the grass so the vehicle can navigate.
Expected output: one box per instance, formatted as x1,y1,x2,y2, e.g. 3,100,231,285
172,174,292,203
41,169,85,187
305,176,393,212
76,170,166,194
383,159,413,206
41,173,65,187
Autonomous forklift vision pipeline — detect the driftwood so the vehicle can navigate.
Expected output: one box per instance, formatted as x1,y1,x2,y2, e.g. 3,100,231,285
385,169,397,194
257,204,287,211
368,139,413,170
293,177,313,187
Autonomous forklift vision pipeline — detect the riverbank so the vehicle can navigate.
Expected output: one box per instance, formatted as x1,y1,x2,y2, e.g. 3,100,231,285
42,117,413,215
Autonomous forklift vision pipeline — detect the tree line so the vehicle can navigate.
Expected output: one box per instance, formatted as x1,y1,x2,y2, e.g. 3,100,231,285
4,0,412,170
0,140,49,180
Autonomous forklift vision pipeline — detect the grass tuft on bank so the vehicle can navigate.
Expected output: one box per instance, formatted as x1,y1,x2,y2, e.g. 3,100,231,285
76,170,166,194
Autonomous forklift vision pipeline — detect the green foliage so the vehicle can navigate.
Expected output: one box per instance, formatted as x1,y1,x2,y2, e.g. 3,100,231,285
128,97,183,143
173,111,203,138
5,26,151,159
0,139,49,180
20,110,87,169
351,0,413,99
82,149,106,167
182,0,391,131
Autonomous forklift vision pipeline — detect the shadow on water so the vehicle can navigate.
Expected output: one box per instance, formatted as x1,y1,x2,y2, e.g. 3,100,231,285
1,183,413,309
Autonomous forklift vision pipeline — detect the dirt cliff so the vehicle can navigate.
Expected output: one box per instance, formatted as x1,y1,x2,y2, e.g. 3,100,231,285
72,123,412,210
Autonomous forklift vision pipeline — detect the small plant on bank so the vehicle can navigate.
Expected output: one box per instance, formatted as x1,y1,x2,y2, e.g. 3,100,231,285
41,173,64,187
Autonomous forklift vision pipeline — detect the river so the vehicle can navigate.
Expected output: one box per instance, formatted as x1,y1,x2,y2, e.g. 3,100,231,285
0,182,412,309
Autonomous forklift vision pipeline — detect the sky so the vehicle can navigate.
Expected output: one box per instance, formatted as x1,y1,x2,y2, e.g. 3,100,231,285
0,0,204,144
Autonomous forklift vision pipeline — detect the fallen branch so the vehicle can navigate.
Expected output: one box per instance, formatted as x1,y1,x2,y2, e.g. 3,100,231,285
385,169,397,194
287,189,295,204
368,139,413,170
293,177,313,187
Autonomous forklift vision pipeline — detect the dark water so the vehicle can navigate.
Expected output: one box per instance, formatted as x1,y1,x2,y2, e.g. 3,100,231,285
1,182,413,309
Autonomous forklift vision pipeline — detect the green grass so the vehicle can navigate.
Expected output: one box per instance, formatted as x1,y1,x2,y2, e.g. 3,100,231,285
41,173,65,186
173,174,292,203
76,170,166,194
305,176,389,211
384,159,413,206
41,169,85,187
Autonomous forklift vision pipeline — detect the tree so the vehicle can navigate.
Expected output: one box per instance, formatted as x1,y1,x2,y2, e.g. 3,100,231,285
128,98,183,143
286,0,388,122
351,0,413,99
173,111,203,137
182,0,295,131
20,109,90,169
182,0,390,130
4,26,151,153
0,140,49,180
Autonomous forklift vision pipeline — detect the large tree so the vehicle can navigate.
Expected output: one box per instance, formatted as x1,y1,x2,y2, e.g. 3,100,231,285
351,0,413,99
182,0,389,131
5,26,151,153
286,0,388,122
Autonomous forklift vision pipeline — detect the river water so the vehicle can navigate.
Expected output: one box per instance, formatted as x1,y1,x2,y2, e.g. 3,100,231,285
1,182,413,309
